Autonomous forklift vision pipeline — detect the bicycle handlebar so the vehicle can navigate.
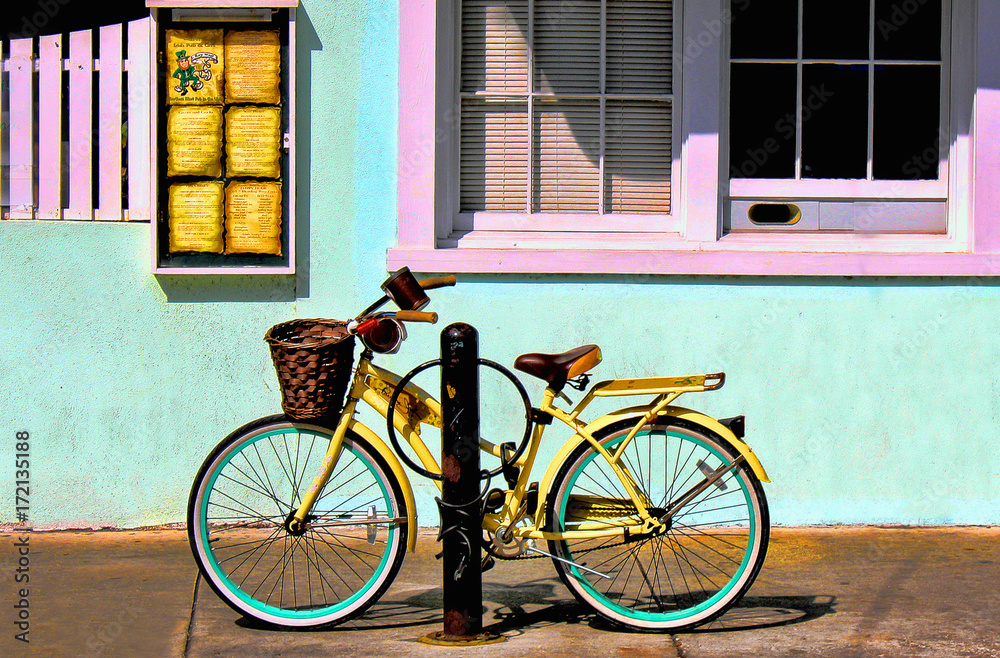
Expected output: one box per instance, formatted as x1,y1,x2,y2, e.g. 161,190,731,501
396,310,438,324
418,275,457,291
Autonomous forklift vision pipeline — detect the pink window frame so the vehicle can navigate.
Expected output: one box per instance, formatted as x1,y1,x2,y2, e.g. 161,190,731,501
390,0,1000,276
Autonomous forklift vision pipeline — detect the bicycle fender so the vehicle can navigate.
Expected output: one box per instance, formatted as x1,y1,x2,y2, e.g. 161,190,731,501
540,406,769,499
347,419,420,553
658,406,770,483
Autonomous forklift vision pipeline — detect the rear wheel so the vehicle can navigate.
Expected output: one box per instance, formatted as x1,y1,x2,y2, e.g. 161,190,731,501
546,417,769,631
188,415,407,628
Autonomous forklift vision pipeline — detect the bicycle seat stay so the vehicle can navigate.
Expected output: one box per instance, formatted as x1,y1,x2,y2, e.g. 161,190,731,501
514,344,602,391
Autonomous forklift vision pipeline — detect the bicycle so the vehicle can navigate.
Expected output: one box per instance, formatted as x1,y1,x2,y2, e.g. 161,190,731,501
187,268,771,632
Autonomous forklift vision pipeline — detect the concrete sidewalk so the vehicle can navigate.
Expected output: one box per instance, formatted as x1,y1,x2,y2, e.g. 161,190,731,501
4,527,1000,657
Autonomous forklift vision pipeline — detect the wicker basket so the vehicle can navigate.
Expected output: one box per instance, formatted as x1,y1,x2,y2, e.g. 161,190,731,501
264,319,356,420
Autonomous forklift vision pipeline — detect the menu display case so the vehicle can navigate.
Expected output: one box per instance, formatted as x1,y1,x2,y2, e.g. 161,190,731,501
147,0,297,274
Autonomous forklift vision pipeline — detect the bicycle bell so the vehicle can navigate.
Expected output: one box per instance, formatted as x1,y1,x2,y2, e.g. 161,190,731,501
361,317,407,354
381,267,429,311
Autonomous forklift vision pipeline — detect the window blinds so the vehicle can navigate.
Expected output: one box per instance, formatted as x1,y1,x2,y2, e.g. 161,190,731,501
460,0,673,216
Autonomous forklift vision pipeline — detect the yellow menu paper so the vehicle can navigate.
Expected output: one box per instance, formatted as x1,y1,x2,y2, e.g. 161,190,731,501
225,31,281,104
225,181,282,255
167,181,225,253
225,106,282,178
166,106,224,178
166,30,224,105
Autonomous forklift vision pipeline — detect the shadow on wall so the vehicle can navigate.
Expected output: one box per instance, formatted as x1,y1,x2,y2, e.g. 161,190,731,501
155,274,297,303
293,4,321,301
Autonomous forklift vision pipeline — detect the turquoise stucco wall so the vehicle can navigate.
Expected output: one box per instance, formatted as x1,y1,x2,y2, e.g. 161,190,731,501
1,1,999,528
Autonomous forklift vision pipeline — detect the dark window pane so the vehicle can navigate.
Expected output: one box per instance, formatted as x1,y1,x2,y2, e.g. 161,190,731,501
730,0,798,59
874,0,941,60
873,65,940,179
802,0,870,59
801,64,868,179
729,63,797,178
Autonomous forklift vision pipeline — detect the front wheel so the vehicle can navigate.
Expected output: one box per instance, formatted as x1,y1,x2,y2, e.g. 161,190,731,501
188,415,407,628
546,417,769,632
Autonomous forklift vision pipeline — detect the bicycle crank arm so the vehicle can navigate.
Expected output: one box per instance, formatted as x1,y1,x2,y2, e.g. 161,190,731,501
659,454,746,524
524,542,611,579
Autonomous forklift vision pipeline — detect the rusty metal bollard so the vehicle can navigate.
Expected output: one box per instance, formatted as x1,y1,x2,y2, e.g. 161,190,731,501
420,323,504,646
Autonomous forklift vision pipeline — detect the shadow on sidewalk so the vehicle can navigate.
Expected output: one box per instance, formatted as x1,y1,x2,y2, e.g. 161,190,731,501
230,577,836,637
683,594,838,634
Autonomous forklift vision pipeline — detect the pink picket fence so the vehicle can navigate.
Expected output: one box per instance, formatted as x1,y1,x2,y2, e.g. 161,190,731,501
1,17,152,221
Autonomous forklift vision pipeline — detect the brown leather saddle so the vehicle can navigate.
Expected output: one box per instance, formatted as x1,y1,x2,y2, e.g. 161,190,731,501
513,344,602,392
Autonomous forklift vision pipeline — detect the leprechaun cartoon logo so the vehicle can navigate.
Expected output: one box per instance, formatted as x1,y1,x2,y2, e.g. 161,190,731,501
173,50,218,96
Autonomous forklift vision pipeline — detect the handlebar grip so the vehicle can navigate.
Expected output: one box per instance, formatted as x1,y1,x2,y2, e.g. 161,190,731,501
418,275,457,291
396,310,439,324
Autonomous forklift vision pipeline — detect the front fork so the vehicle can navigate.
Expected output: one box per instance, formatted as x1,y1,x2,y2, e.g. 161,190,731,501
286,397,359,534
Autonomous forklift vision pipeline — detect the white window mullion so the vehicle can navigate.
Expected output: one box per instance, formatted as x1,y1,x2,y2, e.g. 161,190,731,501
527,0,534,213
867,0,875,181
795,0,804,180
598,0,607,215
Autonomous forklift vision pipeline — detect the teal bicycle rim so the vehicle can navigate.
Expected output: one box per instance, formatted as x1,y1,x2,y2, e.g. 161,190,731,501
559,428,757,623
198,428,397,620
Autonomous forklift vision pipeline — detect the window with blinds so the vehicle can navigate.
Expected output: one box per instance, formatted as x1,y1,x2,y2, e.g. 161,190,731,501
459,0,674,217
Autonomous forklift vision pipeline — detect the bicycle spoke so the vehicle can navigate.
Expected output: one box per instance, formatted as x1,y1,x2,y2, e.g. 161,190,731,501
267,436,300,509
223,461,286,512
672,520,750,554
309,528,376,582
217,527,284,572
207,498,279,526
236,451,287,520
654,535,682,609
237,529,288,592
667,530,726,593
670,525,745,572
312,525,386,563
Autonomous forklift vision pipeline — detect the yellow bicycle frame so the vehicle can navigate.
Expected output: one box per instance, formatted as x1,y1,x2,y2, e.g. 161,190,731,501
292,356,770,553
